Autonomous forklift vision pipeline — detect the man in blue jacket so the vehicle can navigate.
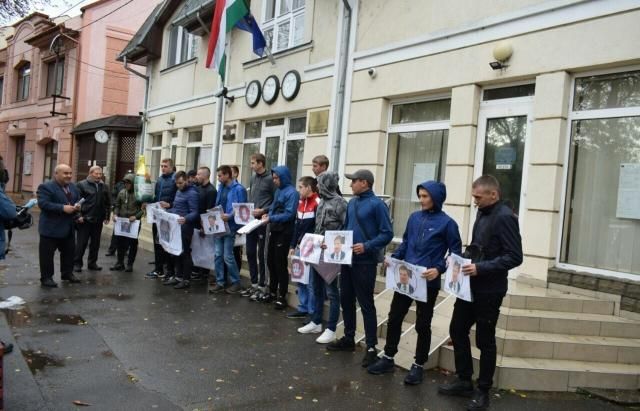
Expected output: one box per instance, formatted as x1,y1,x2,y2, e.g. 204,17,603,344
210,165,247,294
37,164,82,287
162,171,200,289
146,159,177,279
260,166,299,309
0,184,16,260
327,169,393,368
367,181,461,385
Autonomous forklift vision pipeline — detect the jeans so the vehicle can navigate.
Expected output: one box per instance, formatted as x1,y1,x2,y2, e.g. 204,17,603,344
296,273,314,314
450,293,504,390
39,233,75,281
311,267,340,331
215,234,239,286
384,288,439,365
74,220,103,267
267,229,293,299
340,263,378,348
223,245,243,284
246,225,267,286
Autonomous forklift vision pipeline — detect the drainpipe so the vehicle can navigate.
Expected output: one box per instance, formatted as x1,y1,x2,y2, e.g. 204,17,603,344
123,56,150,155
211,95,223,174
330,0,353,172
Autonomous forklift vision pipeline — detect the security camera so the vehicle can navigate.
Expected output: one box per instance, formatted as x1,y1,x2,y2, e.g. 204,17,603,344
367,68,377,78
138,111,144,116
214,87,228,98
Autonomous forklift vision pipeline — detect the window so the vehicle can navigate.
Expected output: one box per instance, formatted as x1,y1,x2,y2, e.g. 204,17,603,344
561,70,640,276
0,76,4,105
46,59,64,97
262,0,305,53
286,117,306,182
186,130,202,171
167,26,199,67
385,99,451,236
16,63,31,101
43,141,58,182
149,134,163,180
170,132,178,166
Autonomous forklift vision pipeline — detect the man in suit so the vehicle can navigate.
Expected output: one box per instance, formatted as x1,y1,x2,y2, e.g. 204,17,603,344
396,265,415,294
37,164,82,287
330,235,346,261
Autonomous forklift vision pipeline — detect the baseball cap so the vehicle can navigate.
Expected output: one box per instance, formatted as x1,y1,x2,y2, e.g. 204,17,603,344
344,169,374,186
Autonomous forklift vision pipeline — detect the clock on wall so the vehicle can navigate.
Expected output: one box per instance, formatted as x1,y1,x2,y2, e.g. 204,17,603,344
281,70,301,101
94,129,109,144
262,75,280,105
245,80,261,108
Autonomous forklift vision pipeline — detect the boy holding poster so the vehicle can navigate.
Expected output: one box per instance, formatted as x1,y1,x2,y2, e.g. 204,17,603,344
367,181,461,385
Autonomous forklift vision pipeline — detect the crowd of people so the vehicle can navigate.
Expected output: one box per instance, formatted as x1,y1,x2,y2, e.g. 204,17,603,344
33,154,522,411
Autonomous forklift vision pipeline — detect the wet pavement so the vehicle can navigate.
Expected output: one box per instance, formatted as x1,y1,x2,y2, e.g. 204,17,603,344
0,216,626,410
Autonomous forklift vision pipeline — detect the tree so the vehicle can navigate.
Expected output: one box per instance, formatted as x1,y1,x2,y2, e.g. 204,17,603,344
0,0,70,26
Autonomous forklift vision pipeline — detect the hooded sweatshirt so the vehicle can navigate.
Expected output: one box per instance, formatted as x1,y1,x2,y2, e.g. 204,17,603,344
114,174,143,219
391,180,462,290
268,166,299,234
345,187,393,265
215,178,247,233
315,171,347,234
290,191,320,249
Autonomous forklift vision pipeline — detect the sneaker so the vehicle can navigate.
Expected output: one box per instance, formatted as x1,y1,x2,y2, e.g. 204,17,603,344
286,310,308,319
403,364,423,385
438,378,474,397
241,285,258,297
315,329,336,344
326,336,356,352
467,389,490,411
209,284,225,293
367,356,395,375
226,283,242,294
157,272,168,280
174,280,190,289
259,293,275,303
274,299,287,310
249,289,262,302
362,347,379,368
162,276,179,286
297,321,322,334
145,271,159,279
125,265,133,273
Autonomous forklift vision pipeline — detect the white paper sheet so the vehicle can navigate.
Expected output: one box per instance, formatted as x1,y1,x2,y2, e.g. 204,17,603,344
191,230,216,270
114,217,140,239
443,253,473,302
385,257,428,302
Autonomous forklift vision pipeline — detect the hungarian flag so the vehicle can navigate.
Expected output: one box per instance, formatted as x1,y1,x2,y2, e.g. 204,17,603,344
206,0,266,80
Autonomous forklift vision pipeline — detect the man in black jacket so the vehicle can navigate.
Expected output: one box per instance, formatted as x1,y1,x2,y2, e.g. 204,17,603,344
438,175,523,411
74,166,110,272
146,159,177,279
192,166,217,281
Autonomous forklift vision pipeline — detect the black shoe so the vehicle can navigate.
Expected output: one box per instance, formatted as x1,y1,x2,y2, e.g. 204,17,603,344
438,378,474,397
40,279,58,288
209,284,225,293
87,265,102,271
467,389,490,411
226,283,242,294
105,251,115,257
259,293,275,303
163,276,179,286
362,347,379,368
286,310,308,319
274,299,287,310
326,336,356,352
61,274,81,283
404,364,424,385
367,356,394,375
174,280,190,289
124,265,133,272
145,271,159,279
73,266,82,273
110,264,125,272
2,342,13,354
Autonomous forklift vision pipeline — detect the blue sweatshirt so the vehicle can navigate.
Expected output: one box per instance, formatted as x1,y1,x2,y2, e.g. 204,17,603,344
216,179,248,233
268,166,299,230
168,184,199,234
392,181,462,290
155,172,177,205
345,188,393,265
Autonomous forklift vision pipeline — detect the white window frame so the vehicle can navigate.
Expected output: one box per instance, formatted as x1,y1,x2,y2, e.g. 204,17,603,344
16,62,31,101
261,0,305,53
167,26,198,68
149,134,163,180
556,65,640,281
186,129,203,170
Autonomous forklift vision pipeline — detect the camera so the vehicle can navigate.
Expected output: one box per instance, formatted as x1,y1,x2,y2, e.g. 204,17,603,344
214,87,228,98
367,68,377,78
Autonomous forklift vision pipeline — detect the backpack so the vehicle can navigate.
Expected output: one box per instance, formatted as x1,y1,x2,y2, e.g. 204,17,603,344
4,206,33,230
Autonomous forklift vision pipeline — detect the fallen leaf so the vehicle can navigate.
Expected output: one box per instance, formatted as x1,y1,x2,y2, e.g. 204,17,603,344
73,400,91,406
295,396,303,400
216,379,224,383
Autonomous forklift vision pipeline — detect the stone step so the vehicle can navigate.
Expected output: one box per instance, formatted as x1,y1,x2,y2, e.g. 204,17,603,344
438,345,640,391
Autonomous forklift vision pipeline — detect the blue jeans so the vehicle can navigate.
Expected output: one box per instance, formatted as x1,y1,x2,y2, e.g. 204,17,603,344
296,273,315,314
215,234,239,286
340,263,378,348
312,267,340,331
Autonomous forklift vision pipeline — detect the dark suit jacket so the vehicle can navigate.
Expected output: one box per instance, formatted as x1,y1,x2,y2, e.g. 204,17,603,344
37,180,80,238
331,251,346,260
396,283,415,294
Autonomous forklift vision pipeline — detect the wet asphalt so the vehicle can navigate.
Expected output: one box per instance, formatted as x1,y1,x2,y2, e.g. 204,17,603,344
0,215,626,411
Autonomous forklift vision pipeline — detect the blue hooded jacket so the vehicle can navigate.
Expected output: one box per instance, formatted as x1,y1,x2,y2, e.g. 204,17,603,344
168,184,199,235
0,188,16,259
392,181,462,290
268,166,299,229
216,179,248,233
155,172,177,205
345,188,393,264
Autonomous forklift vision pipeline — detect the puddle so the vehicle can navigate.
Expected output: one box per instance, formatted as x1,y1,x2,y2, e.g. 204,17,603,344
21,349,65,374
39,293,134,305
2,307,32,327
50,314,87,325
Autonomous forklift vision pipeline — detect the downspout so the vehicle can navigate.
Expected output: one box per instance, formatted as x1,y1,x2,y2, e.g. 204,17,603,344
58,29,81,179
123,56,150,155
330,0,353,172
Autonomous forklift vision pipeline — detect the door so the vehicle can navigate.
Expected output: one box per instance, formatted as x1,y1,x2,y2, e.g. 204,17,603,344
13,136,25,192
76,135,109,182
115,135,137,183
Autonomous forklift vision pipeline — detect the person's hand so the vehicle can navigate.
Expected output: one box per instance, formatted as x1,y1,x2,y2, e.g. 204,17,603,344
77,216,84,224
352,243,365,255
199,230,206,238
129,216,136,222
421,268,439,281
261,214,270,223
112,216,117,223
288,248,295,257
221,214,230,222
177,216,186,225
320,242,327,250
252,208,263,217
104,220,110,225
159,201,170,209
63,205,76,214
383,257,390,268
462,263,477,276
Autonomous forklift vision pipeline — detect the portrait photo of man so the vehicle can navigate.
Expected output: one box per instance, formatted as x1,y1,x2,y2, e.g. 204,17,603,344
159,219,171,242
121,221,131,233
330,235,346,261
448,260,462,293
396,264,415,295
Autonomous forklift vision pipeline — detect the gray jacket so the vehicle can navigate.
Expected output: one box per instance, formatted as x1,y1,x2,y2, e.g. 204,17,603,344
249,170,275,211
315,171,347,234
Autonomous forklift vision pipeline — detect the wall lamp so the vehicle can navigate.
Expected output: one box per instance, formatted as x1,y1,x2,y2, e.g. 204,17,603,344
489,41,513,71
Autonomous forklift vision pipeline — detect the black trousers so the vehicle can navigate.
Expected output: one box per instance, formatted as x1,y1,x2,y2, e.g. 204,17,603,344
267,230,292,299
340,263,378,348
173,231,192,281
116,235,138,267
384,287,439,365
246,225,267,286
152,224,174,275
74,221,104,268
107,228,117,253
39,233,75,281
449,293,504,391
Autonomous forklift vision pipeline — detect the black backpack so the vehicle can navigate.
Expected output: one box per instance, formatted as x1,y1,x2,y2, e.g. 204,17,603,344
4,206,33,231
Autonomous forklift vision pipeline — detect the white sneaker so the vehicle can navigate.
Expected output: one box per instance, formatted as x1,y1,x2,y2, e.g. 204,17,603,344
315,328,336,344
297,321,322,334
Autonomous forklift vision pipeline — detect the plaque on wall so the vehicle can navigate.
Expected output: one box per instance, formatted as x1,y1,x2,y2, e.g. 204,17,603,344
23,152,33,175
308,110,329,135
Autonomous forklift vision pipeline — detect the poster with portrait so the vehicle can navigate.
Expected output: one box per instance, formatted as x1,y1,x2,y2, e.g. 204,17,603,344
114,217,140,239
155,209,183,256
200,207,228,236
385,257,428,302
232,203,255,225
191,229,216,270
146,202,161,225
298,233,324,264
444,253,473,302
289,256,310,285
323,230,353,265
